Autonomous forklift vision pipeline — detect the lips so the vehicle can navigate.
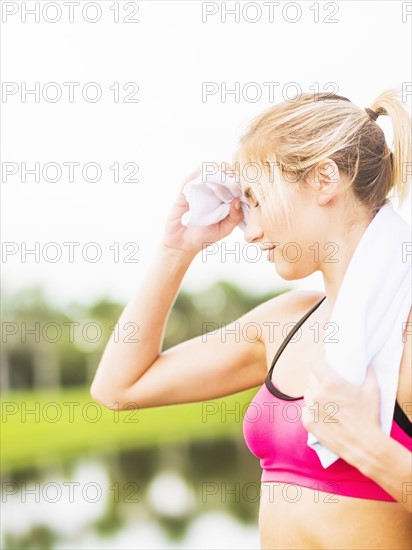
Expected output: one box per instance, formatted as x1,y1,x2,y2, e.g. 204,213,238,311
266,246,276,261
259,244,277,261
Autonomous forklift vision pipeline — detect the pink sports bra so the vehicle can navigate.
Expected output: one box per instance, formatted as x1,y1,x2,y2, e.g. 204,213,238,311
242,296,412,501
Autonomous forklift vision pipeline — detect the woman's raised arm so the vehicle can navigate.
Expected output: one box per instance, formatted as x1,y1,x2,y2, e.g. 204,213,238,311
90,167,274,409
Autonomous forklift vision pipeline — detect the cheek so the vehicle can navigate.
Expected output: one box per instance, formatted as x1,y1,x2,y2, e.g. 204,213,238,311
271,228,320,271
262,206,318,257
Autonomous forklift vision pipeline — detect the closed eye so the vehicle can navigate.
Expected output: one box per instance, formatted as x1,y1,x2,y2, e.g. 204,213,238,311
242,186,259,208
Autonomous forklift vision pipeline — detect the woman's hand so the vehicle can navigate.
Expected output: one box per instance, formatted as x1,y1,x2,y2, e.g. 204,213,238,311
161,166,245,257
301,360,383,465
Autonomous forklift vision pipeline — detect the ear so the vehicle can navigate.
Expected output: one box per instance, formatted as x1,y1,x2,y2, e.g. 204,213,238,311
313,158,341,206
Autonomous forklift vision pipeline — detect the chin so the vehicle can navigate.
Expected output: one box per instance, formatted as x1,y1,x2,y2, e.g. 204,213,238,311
274,261,314,281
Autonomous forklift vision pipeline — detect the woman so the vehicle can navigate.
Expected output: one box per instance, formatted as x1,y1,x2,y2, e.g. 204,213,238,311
91,90,412,549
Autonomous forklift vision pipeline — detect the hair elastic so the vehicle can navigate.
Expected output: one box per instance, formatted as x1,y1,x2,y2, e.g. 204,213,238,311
365,107,379,121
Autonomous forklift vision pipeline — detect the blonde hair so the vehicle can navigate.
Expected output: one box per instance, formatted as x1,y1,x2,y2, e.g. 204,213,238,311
232,89,411,231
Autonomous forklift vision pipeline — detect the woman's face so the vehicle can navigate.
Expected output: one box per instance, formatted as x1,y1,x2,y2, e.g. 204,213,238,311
242,179,333,280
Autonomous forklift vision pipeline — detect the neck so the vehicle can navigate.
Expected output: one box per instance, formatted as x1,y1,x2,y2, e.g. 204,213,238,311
319,212,375,320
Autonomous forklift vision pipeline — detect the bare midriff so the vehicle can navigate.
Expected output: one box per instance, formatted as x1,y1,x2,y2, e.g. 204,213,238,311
259,482,411,550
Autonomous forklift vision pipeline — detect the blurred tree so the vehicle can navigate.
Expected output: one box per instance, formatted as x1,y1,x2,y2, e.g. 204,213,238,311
1,282,291,391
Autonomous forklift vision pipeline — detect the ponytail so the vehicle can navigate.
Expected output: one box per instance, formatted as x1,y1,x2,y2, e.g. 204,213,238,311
370,88,412,207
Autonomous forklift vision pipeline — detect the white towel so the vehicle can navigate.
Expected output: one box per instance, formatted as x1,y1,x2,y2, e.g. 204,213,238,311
181,167,250,231
308,201,412,468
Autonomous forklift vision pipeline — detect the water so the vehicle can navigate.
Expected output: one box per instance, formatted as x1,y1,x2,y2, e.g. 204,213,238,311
2,438,262,549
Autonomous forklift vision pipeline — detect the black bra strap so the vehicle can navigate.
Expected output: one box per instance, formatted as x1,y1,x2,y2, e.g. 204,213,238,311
268,296,327,376
394,401,412,437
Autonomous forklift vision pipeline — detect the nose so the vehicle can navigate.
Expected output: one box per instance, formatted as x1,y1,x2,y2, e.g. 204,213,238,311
243,212,264,243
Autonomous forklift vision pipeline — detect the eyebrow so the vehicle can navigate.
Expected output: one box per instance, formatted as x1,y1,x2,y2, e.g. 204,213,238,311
242,186,253,199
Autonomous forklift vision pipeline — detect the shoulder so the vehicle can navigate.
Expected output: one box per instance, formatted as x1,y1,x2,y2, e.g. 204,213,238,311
260,289,324,316
243,289,325,329
239,289,325,354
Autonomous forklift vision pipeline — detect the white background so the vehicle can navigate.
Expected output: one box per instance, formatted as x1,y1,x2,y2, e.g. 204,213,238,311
2,0,411,309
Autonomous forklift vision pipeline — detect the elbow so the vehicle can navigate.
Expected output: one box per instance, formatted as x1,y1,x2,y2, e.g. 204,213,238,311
89,383,106,408
90,381,137,411
89,362,117,409
90,382,117,410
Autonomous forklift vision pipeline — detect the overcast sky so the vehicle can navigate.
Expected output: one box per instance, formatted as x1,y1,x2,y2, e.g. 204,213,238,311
2,0,411,309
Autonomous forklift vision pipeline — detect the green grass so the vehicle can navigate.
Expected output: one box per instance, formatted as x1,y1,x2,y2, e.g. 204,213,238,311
1,386,257,472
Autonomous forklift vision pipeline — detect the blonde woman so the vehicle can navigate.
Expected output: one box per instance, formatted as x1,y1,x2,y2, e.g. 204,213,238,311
91,90,412,550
